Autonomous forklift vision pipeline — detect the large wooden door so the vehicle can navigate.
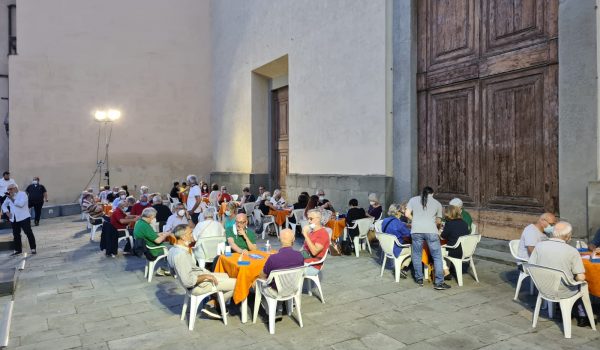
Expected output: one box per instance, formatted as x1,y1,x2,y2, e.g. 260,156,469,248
272,86,289,195
417,1,558,226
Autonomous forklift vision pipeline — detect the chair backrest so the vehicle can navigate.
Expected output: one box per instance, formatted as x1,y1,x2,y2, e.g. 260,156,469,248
470,223,477,235
321,210,332,224
267,267,305,298
356,217,374,238
292,209,305,223
325,227,333,240
253,208,264,224
374,220,383,233
243,202,256,215
524,263,576,300
376,233,400,257
169,195,180,204
232,194,239,201
508,239,526,262
458,234,480,258
199,236,227,262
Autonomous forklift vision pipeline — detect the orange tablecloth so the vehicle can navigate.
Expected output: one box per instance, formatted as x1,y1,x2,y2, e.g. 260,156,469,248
421,238,447,266
102,204,112,216
214,250,270,304
326,219,346,240
582,256,600,297
269,209,291,227
180,194,188,206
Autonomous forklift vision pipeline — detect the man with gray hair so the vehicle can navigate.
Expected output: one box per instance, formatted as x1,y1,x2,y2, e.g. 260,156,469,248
192,206,225,264
186,175,203,225
133,207,171,260
1,184,37,256
528,221,592,328
164,203,189,232
168,224,236,319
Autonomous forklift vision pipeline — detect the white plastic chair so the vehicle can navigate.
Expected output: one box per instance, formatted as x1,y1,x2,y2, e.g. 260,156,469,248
117,228,134,250
470,223,477,235
509,239,534,300
195,236,226,269
144,245,169,283
231,194,239,201
253,209,277,240
442,234,480,286
304,250,328,303
88,216,103,241
346,217,374,257
243,203,257,225
376,233,412,283
252,267,305,334
286,209,305,233
373,219,383,233
168,195,180,211
525,263,597,338
176,277,228,330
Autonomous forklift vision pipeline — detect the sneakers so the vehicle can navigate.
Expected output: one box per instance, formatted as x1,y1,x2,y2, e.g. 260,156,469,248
434,282,451,290
9,251,22,257
31,249,37,255
577,316,592,328
201,304,223,319
155,267,172,277
416,279,423,287
444,274,453,281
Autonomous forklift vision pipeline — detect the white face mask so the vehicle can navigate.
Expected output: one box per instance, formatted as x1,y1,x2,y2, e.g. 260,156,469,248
120,195,126,200
225,210,231,216
32,180,38,185
309,223,316,230
150,218,157,224
319,196,325,201
369,201,376,206
177,209,185,217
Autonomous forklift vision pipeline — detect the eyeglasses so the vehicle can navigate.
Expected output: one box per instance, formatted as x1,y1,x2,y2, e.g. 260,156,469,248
236,221,248,224
308,217,319,221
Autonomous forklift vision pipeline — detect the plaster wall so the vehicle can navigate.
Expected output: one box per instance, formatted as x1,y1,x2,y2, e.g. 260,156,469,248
211,0,389,176
0,0,13,172
8,0,212,204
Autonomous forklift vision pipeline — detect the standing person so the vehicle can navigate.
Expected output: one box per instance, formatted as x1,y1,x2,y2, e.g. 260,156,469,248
169,181,180,200
186,175,203,225
1,184,37,256
25,176,48,226
106,186,119,203
405,186,450,290
0,171,16,221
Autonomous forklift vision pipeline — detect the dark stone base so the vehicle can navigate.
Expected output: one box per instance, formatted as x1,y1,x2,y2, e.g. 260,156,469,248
210,172,270,197
286,174,393,213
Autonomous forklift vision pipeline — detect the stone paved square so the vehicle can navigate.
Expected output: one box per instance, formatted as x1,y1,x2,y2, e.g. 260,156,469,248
3,215,600,349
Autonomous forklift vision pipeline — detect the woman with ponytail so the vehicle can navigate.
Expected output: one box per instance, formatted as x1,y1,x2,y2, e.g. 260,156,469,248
405,186,450,290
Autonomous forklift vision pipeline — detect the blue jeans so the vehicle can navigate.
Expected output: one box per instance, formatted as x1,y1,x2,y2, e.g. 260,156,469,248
411,232,444,285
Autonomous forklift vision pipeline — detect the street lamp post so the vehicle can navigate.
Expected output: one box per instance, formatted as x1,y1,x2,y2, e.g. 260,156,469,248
94,109,121,187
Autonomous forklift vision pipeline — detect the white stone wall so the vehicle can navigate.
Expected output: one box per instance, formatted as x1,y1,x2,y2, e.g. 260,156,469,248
0,0,13,173
211,0,389,176
9,0,212,203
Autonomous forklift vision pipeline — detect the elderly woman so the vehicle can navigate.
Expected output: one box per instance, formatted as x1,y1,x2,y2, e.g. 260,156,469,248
381,203,412,278
164,203,189,232
133,207,172,275
208,183,221,207
269,189,286,209
367,193,383,220
222,201,237,230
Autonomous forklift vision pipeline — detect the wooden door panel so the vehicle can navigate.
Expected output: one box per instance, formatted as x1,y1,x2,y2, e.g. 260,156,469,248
420,82,480,206
272,86,289,194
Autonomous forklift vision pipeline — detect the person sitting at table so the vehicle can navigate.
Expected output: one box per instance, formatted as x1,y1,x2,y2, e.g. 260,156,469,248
259,192,274,215
130,194,151,216
588,228,600,252
139,185,150,197
134,207,172,275
440,204,469,280
217,186,233,204
346,199,367,239
304,195,319,219
124,196,136,213
448,197,473,233
152,195,172,231
529,221,592,328
164,203,189,232
222,201,237,230
169,181,180,200
381,203,412,278
226,213,257,254
106,186,120,203
367,193,383,220
200,182,210,198
110,200,139,252
81,192,95,213
270,189,286,209
288,194,309,228
302,209,330,276
111,189,127,209
209,183,221,207
316,189,334,211
517,212,557,260
168,224,236,319
87,203,105,226
239,187,256,207
192,207,223,239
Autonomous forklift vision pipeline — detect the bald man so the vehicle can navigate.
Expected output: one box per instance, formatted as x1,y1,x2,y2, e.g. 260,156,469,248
259,228,304,281
517,212,557,260
225,213,257,254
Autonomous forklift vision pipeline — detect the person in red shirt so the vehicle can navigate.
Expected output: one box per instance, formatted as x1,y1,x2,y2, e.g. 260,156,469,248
217,186,232,204
302,209,330,276
130,194,152,216
110,201,139,230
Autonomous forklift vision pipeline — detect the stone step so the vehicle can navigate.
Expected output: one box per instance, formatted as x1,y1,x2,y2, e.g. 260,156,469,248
0,269,14,297
0,234,12,252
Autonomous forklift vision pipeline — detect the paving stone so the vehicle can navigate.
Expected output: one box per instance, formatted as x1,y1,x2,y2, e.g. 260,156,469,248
13,335,81,350
360,332,407,349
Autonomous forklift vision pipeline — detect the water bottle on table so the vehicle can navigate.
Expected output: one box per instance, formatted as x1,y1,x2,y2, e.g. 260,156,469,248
265,240,271,253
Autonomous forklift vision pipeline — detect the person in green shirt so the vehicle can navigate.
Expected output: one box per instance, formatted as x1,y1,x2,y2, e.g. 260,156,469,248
225,213,257,253
449,198,473,233
133,207,171,258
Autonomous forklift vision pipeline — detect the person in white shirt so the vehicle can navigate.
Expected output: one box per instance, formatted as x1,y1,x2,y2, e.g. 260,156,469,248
164,203,189,232
111,189,127,209
0,171,16,220
517,212,556,260
1,184,37,256
192,206,225,264
186,175,203,225
269,189,286,209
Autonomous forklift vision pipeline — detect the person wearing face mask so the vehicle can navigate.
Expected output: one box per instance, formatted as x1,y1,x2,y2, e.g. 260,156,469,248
517,212,557,260
25,176,48,226
346,198,367,239
315,189,334,211
151,195,172,231
367,193,382,220
111,189,127,209
301,209,330,276
222,201,237,230
200,182,210,198
269,189,286,209
106,186,120,203
133,207,172,275
217,186,232,204
226,213,257,254
164,203,189,232
1,184,37,256
130,194,152,216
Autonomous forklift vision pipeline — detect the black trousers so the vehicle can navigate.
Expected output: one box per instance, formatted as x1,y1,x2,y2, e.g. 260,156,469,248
191,212,200,225
11,218,37,253
29,201,43,223
0,195,7,221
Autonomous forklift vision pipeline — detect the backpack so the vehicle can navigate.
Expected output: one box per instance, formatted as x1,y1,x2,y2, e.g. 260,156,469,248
132,237,156,261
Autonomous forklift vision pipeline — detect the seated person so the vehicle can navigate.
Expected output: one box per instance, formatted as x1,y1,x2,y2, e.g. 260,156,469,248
222,201,237,230
346,199,367,238
289,194,309,225
209,183,221,207
316,189,334,211
259,192,273,215
130,194,152,216
169,181,180,200
588,228,600,252
164,203,189,232
168,224,236,319
259,228,304,281
192,207,224,240
269,189,286,209
201,182,210,198
381,203,411,278
225,213,257,254
517,212,557,260
133,207,171,264
440,205,469,280
239,187,257,206
110,201,138,231
107,186,120,203
152,195,172,231
449,198,473,233
302,209,330,276
529,221,592,328
81,193,95,213
111,189,127,209
217,186,232,204
367,193,383,220
86,203,106,225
